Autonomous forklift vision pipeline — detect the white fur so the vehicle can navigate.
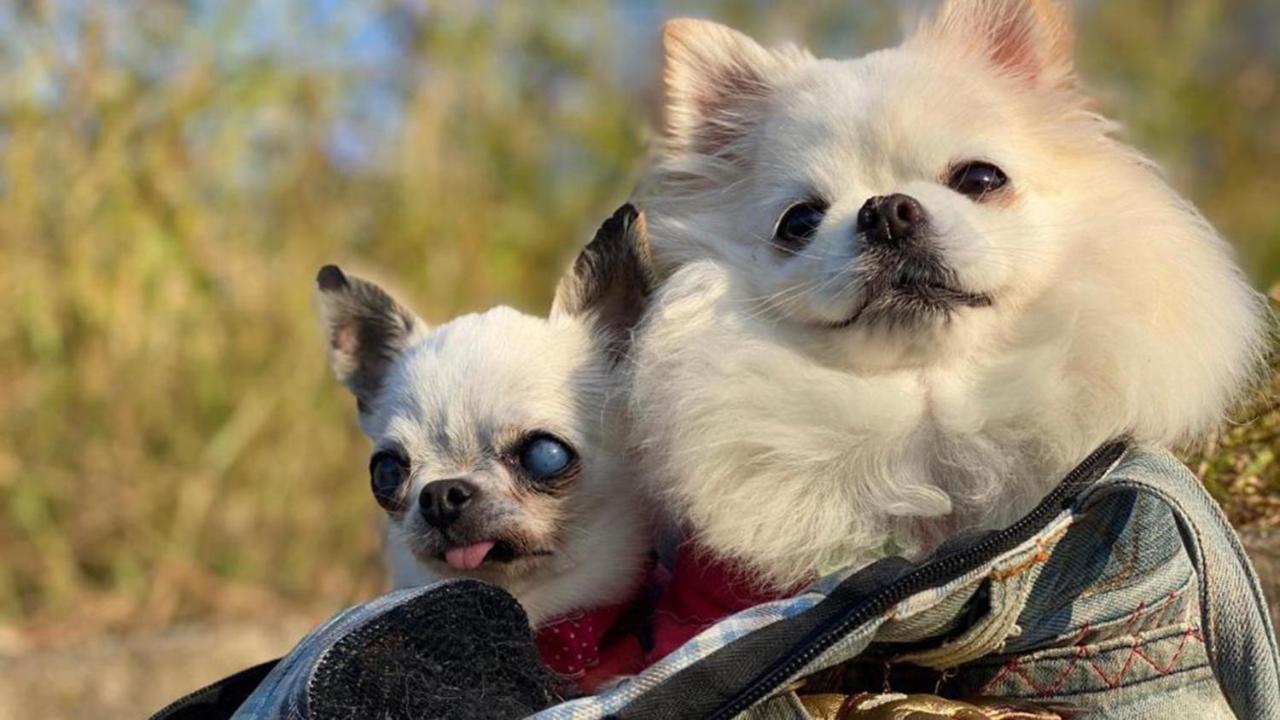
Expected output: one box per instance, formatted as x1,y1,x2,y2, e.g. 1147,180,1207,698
632,1,1269,590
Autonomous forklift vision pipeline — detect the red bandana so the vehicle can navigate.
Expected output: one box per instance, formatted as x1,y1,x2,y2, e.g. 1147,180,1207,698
535,600,647,693
533,545,794,690
648,542,789,664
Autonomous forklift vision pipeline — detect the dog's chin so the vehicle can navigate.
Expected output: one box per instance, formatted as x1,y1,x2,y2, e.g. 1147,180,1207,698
810,283,993,368
831,284,992,329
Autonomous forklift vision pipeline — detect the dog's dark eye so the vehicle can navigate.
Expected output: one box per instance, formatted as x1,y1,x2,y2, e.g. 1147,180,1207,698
369,451,409,511
519,435,575,480
773,201,827,252
948,161,1008,199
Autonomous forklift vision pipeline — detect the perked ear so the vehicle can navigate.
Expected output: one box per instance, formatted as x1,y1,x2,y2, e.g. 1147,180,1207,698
660,18,804,160
552,204,655,361
315,265,423,410
925,0,1076,92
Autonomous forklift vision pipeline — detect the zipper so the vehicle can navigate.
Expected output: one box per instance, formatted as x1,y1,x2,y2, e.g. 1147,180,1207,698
709,439,1129,720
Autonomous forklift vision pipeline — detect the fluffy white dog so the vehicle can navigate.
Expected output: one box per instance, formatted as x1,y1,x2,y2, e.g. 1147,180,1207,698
632,0,1269,590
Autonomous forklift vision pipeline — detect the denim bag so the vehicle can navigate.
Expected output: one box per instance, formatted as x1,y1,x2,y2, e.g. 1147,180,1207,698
152,442,1280,719
541,442,1278,719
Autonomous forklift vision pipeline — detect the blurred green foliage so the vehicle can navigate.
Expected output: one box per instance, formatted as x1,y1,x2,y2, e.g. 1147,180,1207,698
0,0,1276,632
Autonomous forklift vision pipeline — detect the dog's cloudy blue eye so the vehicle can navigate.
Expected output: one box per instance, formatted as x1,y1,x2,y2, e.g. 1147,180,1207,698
520,436,574,479
773,201,827,253
948,161,1008,199
369,451,408,511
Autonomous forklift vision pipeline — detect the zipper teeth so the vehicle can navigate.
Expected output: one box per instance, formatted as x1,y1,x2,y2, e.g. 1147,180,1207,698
148,659,278,719
710,440,1128,720
150,690,207,719
150,679,223,718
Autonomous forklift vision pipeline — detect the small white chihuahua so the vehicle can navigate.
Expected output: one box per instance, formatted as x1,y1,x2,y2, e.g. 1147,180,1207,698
632,0,1269,590
317,205,654,628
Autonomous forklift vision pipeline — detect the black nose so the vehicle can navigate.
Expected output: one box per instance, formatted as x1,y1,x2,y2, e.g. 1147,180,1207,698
856,193,927,246
419,479,476,528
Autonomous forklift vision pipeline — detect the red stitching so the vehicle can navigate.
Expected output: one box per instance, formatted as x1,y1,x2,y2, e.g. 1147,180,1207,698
1068,621,1092,645
1122,601,1147,632
983,659,1015,691
981,588,1203,696
1034,650,1083,695
1133,627,1198,672
986,628,1205,696
1086,639,1138,688
1086,627,1201,688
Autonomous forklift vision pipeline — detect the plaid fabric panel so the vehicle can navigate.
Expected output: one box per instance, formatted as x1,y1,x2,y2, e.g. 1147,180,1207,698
530,591,827,719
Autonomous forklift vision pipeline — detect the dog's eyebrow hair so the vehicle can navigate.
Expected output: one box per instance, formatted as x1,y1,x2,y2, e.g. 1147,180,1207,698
373,441,409,460
431,424,451,453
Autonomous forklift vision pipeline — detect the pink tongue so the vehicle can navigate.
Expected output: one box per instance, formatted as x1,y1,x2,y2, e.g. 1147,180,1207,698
445,541,496,571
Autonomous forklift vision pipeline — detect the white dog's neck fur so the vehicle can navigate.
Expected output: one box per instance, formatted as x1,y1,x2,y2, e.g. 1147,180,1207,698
632,0,1269,590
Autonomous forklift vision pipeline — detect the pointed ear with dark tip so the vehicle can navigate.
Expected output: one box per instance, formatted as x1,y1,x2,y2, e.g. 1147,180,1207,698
924,0,1076,92
660,18,805,161
315,265,423,411
551,204,655,362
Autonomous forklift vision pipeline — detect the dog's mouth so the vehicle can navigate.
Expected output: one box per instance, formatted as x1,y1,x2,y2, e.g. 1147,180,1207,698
904,281,992,310
828,258,993,330
433,538,553,572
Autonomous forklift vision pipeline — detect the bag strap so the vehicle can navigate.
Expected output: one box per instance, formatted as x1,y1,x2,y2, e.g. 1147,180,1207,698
1078,449,1280,720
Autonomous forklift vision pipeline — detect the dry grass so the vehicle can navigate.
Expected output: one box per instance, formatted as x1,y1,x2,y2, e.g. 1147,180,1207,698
0,1,645,640
1192,291,1280,529
0,1,1276,647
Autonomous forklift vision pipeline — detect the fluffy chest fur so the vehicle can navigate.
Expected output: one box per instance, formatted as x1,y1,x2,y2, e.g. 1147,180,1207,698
629,259,1251,590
